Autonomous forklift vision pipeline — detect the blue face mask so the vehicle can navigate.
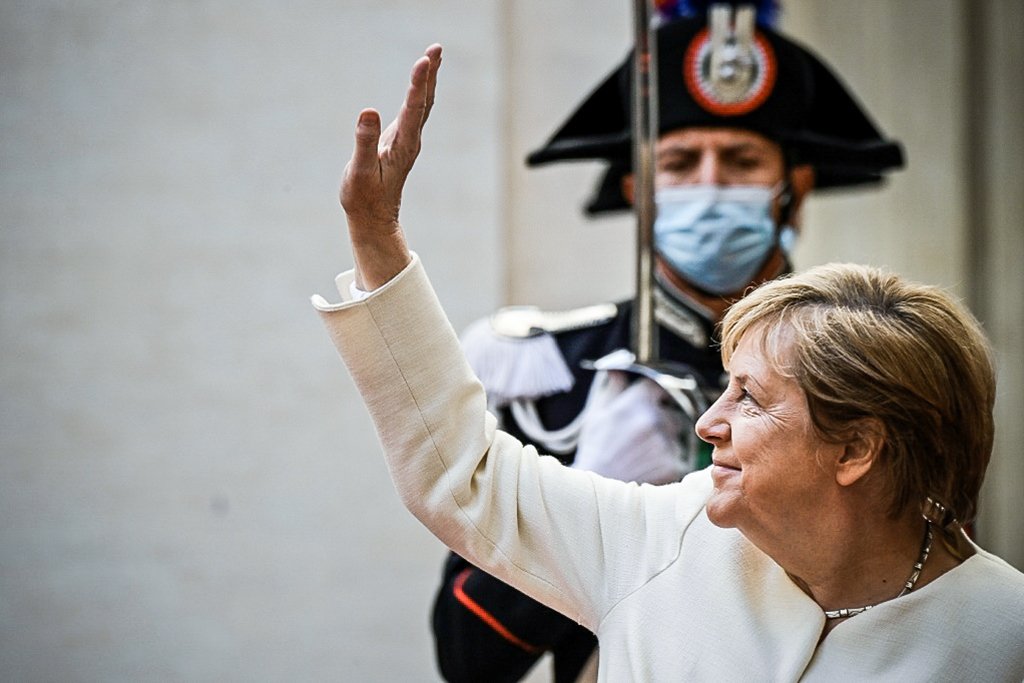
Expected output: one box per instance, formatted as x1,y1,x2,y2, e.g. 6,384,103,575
654,184,793,296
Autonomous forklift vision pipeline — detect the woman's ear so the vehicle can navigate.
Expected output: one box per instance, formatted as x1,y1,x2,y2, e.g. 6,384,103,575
835,418,885,487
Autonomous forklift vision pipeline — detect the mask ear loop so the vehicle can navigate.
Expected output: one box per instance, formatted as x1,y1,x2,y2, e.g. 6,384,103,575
747,179,794,281
773,174,797,274
775,180,794,226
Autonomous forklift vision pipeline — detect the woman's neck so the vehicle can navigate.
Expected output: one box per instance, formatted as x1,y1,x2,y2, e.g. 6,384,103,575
775,506,966,625
787,512,924,609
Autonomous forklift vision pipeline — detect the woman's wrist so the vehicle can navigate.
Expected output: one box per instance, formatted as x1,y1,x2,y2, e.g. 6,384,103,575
349,224,412,291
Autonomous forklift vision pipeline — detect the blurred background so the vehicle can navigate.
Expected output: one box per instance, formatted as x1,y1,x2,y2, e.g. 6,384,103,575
1,1,1020,680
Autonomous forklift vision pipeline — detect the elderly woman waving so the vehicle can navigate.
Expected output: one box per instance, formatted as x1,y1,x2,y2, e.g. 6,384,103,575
312,46,1024,680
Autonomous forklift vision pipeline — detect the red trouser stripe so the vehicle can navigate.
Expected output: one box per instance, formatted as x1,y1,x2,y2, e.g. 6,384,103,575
452,568,542,654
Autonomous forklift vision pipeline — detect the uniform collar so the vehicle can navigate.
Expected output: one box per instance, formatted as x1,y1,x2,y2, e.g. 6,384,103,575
653,271,717,349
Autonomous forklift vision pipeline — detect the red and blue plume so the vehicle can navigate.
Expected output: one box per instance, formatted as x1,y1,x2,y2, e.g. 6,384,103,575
655,0,780,27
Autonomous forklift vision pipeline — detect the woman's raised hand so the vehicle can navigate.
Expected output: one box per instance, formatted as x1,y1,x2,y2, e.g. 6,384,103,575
340,44,442,291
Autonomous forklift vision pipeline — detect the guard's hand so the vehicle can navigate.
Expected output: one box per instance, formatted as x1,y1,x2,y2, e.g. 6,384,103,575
340,44,442,291
572,370,688,485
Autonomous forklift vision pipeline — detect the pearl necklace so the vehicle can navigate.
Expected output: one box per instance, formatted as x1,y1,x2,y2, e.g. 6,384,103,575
823,522,934,619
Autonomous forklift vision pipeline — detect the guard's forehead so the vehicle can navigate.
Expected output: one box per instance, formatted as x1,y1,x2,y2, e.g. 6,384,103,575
656,126,782,150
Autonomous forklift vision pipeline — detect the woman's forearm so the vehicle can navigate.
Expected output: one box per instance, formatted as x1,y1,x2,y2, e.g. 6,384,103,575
313,255,610,628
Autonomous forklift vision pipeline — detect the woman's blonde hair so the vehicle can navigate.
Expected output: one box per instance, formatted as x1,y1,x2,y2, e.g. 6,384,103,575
719,263,996,523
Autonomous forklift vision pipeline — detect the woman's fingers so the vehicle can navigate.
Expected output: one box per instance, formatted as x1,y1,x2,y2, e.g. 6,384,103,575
392,47,442,161
339,109,381,217
421,44,442,131
349,109,382,177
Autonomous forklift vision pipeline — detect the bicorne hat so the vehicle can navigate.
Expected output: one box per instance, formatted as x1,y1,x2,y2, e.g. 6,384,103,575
527,0,904,214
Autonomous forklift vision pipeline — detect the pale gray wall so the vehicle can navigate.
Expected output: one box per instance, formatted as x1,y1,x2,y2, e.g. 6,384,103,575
1,1,1020,682
967,0,1024,577
1,1,500,680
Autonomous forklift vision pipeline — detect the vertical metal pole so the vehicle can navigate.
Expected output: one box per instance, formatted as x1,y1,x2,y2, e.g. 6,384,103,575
631,0,659,364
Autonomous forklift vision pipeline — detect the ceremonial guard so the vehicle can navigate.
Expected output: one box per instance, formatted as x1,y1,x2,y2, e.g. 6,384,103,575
432,2,904,681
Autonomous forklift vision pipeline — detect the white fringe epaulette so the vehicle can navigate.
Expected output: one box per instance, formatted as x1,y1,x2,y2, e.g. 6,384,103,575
460,303,617,408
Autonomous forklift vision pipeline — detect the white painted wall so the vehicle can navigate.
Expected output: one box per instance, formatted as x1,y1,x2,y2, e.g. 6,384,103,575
1,1,1020,681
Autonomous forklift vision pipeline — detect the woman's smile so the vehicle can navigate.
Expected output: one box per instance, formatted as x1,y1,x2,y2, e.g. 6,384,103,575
710,458,742,476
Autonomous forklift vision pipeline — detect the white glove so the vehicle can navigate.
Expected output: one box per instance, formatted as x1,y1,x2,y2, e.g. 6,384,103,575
571,370,688,485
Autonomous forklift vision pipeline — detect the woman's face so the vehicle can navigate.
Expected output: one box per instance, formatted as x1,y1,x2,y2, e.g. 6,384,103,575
695,327,843,539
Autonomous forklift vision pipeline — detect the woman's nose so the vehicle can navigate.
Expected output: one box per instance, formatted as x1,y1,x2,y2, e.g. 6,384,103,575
695,398,728,443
